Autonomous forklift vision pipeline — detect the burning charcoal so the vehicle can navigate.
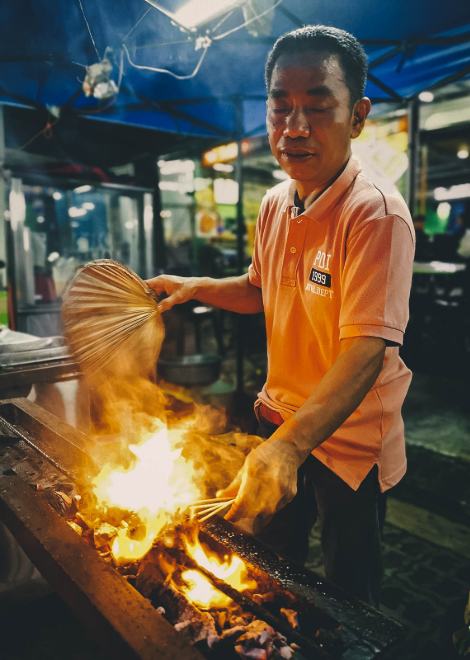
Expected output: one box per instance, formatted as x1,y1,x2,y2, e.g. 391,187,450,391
135,554,167,599
233,620,297,660
279,608,299,630
214,625,246,643
93,522,118,549
67,520,83,536
234,647,268,659
43,489,76,517
252,592,276,605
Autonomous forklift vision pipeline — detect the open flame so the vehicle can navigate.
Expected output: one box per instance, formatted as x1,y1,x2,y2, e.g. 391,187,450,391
91,418,202,562
179,536,257,608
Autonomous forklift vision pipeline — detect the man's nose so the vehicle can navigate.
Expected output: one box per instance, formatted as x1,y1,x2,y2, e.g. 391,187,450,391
283,109,310,138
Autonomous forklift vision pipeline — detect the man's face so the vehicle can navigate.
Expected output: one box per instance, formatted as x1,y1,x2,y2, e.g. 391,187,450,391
267,50,368,197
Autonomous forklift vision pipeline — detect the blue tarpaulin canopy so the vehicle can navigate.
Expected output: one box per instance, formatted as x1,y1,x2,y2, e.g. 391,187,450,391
0,0,469,140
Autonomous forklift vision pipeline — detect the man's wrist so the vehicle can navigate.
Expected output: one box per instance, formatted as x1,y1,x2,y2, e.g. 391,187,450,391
270,436,311,467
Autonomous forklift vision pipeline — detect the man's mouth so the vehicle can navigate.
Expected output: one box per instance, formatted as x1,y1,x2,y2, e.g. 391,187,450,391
280,149,315,161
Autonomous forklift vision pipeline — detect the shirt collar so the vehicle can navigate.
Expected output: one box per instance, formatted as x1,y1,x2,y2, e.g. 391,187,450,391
284,157,362,221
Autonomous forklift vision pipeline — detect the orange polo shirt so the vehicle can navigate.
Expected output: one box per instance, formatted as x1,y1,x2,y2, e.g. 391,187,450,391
248,157,415,492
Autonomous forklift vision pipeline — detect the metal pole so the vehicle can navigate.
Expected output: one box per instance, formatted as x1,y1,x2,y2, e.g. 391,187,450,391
0,106,12,327
235,98,245,394
407,98,420,216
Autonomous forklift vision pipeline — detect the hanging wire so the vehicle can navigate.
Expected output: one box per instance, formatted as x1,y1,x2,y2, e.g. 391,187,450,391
76,0,101,61
212,0,283,41
122,41,210,80
122,6,152,44
210,8,238,33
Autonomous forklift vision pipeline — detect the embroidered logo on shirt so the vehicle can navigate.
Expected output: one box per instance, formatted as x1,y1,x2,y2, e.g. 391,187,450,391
309,268,331,288
305,250,334,299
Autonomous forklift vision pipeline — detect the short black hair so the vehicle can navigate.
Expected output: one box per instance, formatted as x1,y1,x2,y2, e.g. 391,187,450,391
265,25,368,105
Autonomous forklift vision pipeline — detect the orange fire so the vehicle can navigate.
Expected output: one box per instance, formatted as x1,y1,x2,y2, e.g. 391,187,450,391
179,536,257,608
91,418,202,562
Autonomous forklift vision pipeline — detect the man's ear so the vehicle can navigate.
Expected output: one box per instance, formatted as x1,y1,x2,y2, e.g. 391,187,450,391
351,97,371,138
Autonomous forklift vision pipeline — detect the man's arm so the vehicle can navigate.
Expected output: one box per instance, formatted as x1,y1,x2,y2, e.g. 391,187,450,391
221,336,386,526
146,273,263,314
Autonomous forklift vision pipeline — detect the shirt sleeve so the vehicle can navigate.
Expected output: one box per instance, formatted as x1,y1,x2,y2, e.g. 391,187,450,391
339,214,415,346
248,196,268,289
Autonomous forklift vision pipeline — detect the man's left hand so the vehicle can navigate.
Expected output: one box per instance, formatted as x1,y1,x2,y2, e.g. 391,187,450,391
217,438,305,533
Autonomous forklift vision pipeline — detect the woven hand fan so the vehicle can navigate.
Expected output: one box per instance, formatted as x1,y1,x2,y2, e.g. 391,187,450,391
62,259,164,379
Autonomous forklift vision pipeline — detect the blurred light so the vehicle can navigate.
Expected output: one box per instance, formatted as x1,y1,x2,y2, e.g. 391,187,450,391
144,200,153,231
424,107,470,130
214,178,239,205
272,168,288,181
23,228,30,253
70,221,79,228
124,219,137,230
437,202,451,221
193,305,211,314
52,191,63,201
9,180,26,231
47,251,60,263
418,91,434,103
158,159,195,176
173,0,241,30
457,146,469,160
36,215,45,224
159,181,193,193
213,163,234,173
82,202,95,211
68,206,87,218
74,185,92,194
434,184,470,201
203,142,238,167
160,210,172,218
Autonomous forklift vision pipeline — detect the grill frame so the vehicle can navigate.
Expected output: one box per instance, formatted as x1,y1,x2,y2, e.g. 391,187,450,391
0,399,405,659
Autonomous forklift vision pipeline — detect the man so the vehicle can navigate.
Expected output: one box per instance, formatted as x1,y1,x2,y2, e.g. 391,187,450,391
148,25,415,606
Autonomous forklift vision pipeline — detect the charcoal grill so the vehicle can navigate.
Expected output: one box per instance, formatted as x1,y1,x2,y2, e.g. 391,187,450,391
0,399,404,659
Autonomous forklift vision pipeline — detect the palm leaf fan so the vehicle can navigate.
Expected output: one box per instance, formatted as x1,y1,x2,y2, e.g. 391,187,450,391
62,259,164,379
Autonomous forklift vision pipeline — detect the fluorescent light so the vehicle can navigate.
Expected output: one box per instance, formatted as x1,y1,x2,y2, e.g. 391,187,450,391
74,185,92,194
174,0,242,30
418,91,434,103
82,202,95,211
434,184,470,201
457,147,469,160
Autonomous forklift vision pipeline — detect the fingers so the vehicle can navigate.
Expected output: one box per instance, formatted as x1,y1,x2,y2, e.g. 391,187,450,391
146,275,170,295
216,471,242,499
157,294,179,313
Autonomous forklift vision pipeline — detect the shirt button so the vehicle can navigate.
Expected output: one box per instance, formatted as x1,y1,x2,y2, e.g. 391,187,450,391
290,247,297,254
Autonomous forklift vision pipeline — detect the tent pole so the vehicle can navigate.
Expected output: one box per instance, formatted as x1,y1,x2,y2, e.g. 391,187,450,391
406,98,420,216
235,98,245,395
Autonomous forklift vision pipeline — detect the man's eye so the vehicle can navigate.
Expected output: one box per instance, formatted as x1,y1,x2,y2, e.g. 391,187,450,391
271,107,289,114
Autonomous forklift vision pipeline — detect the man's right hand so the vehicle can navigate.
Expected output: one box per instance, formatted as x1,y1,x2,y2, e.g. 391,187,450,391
146,274,199,313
